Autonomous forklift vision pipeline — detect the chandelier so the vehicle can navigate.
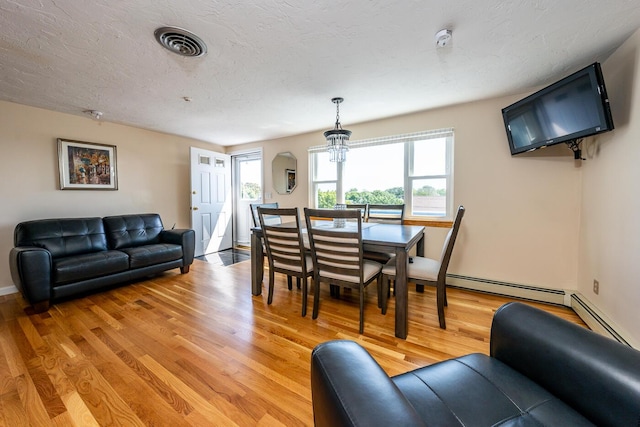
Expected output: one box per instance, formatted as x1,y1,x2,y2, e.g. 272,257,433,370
324,97,351,162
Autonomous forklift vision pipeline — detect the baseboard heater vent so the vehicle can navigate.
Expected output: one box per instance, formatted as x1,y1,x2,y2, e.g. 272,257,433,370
446,274,565,305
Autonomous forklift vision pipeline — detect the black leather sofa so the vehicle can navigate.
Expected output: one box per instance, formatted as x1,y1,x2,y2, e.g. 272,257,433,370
9,213,195,312
311,302,640,426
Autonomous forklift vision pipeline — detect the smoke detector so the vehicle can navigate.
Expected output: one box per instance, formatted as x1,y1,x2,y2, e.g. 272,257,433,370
435,29,452,48
154,26,207,57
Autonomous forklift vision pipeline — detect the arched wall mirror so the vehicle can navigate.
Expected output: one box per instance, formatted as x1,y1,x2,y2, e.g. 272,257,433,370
272,152,297,194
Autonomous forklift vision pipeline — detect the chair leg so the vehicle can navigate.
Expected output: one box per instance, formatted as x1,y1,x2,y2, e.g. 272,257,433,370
301,277,308,317
287,276,293,290
297,277,301,289
267,270,275,305
312,277,321,319
387,279,396,297
329,284,340,298
436,280,446,329
380,275,388,315
416,284,425,293
359,285,365,334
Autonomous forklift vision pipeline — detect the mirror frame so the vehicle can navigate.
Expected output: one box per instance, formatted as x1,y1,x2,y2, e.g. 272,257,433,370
272,152,297,195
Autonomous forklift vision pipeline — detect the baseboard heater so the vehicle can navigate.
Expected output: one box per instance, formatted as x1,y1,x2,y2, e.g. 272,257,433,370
446,274,565,305
446,274,634,348
570,293,632,347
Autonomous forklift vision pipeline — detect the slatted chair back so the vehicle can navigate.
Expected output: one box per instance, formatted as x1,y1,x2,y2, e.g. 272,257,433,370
250,202,279,227
345,204,368,221
362,203,404,263
304,208,363,283
367,204,405,224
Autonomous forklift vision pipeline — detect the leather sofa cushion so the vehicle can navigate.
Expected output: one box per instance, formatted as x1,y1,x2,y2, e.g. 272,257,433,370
53,250,129,286
14,218,107,258
104,214,163,249
120,244,183,269
392,353,593,426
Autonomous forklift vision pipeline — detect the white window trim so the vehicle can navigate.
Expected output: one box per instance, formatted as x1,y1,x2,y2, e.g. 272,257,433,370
309,128,454,219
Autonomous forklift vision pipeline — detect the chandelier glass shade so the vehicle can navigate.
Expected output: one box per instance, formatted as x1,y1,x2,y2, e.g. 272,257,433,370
324,97,351,162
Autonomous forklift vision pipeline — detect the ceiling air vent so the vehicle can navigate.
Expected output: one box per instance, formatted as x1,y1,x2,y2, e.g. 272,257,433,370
154,26,207,57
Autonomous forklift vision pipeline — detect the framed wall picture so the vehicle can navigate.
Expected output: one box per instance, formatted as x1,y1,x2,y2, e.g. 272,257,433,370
57,138,118,190
286,168,296,193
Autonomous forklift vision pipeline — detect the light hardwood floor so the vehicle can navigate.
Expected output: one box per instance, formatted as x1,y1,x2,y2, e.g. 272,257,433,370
0,259,585,426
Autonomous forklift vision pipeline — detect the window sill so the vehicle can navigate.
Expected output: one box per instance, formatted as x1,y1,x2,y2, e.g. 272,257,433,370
404,218,453,228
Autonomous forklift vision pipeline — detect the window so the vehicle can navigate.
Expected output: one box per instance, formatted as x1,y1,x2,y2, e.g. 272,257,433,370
309,128,454,219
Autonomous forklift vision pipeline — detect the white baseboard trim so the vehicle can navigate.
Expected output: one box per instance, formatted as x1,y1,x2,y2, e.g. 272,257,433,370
447,274,565,305
0,285,18,297
446,274,635,348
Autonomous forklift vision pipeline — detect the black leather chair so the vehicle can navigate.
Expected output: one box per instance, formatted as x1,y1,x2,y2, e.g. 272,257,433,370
311,301,640,427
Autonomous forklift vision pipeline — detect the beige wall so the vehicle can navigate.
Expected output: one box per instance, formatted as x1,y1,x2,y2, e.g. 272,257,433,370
237,94,583,291
0,101,222,290
579,30,640,344
11,51,630,340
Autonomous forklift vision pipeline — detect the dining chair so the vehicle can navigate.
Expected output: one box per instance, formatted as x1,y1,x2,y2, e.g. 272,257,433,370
364,203,405,263
251,202,301,290
366,204,405,224
258,207,313,316
345,203,368,221
381,205,465,329
304,208,383,334
250,202,279,228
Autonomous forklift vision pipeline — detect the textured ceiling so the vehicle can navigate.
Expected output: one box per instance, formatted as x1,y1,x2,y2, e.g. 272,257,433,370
1,0,640,146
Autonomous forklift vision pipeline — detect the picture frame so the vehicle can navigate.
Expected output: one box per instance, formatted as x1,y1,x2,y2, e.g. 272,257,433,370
286,169,296,193
57,138,118,190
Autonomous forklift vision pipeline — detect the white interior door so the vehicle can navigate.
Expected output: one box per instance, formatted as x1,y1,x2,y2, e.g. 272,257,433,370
233,152,263,247
190,147,232,256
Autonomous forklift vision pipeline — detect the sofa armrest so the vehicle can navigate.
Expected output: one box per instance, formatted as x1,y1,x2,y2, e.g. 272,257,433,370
490,302,640,427
9,247,53,307
160,229,195,266
311,340,425,427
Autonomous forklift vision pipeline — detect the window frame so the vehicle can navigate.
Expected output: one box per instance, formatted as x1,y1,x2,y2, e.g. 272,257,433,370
309,128,454,220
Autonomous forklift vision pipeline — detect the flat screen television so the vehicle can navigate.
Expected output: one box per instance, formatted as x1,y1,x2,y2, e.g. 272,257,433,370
502,62,614,156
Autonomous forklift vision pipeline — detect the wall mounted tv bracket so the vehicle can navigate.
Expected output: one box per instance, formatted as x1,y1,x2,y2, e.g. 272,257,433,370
566,138,585,160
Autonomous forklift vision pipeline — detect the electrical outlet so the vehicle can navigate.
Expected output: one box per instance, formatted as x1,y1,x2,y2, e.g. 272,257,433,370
593,279,600,295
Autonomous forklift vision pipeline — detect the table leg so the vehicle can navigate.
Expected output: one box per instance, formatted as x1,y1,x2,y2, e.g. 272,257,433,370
394,248,408,339
251,231,263,296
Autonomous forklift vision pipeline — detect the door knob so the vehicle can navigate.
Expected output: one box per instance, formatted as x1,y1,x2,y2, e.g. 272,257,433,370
192,207,199,211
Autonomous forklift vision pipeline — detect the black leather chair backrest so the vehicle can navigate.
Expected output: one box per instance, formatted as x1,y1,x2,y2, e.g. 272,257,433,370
491,302,640,427
103,214,164,249
14,218,106,258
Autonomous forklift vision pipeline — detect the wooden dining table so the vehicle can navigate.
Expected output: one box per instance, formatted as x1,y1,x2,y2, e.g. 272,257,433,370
250,221,425,339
